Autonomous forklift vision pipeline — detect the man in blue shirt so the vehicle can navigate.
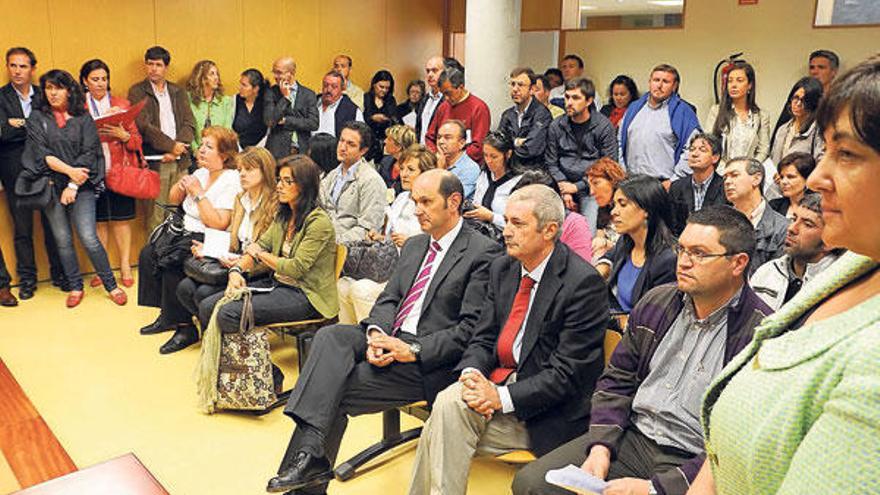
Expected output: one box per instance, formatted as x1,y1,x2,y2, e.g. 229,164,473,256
436,120,479,199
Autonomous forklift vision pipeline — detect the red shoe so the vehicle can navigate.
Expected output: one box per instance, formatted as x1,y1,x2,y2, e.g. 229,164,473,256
66,291,84,308
90,275,102,287
109,288,128,306
121,276,135,288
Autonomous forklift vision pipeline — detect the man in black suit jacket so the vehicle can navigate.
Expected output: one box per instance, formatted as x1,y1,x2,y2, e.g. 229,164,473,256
0,46,63,297
408,184,609,495
498,67,553,170
266,169,503,494
668,133,728,235
264,57,319,159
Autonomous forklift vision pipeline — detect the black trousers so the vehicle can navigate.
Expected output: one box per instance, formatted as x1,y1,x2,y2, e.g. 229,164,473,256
175,277,225,328
511,427,695,495
279,324,425,490
197,278,321,333
1,171,64,287
137,243,192,325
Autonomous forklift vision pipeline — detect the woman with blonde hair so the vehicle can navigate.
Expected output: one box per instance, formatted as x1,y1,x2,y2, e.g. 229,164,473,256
187,60,234,149
337,145,436,324
138,126,241,354
177,146,279,331
378,124,418,194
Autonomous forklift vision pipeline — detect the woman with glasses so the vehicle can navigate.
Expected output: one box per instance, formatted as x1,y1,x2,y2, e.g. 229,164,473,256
688,54,880,495
595,175,676,312
769,77,824,166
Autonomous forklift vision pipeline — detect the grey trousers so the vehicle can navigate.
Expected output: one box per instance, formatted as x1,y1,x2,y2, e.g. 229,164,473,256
511,427,695,495
408,381,531,495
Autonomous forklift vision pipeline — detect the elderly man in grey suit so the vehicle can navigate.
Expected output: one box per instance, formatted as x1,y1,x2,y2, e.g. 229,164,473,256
265,169,503,494
264,56,319,159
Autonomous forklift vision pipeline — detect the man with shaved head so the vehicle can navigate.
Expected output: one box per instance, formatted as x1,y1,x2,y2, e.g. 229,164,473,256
265,170,503,494
264,56,318,159
419,56,446,144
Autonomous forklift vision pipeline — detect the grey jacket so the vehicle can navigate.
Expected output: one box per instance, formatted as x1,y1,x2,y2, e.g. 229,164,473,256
319,160,387,244
750,252,841,311
751,206,789,274
545,109,618,193
264,83,319,159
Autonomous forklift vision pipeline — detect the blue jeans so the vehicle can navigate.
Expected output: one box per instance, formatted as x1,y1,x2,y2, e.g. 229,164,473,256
43,188,117,292
578,194,599,234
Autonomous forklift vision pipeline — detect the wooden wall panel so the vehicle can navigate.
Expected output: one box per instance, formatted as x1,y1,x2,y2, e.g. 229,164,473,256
0,0,443,285
521,0,561,30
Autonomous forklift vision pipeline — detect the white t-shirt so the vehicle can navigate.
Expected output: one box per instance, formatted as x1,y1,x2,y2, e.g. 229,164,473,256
182,168,241,233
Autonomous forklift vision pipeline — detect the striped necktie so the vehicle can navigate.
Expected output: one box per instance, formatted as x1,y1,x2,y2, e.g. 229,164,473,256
392,241,442,334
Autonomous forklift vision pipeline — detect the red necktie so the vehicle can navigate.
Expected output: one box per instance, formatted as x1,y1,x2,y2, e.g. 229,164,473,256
489,275,535,384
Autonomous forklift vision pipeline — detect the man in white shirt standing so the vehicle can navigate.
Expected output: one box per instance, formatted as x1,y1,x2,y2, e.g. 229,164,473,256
314,71,364,138
419,56,445,145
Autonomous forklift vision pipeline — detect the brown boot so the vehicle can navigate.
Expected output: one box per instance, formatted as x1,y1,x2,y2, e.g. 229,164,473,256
0,287,18,307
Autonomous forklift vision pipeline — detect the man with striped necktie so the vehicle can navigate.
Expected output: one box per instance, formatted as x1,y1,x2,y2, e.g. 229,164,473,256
267,169,503,494
407,184,609,495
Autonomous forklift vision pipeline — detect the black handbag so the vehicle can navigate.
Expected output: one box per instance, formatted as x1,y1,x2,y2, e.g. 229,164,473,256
183,256,228,286
148,206,193,274
14,174,53,210
342,239,399,283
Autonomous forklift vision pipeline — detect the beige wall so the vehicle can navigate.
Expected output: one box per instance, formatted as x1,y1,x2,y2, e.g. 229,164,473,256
563,0,880,126
0,0,444,284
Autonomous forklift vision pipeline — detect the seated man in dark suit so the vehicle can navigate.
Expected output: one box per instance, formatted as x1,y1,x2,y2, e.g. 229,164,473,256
264,56,319,159
512,205,772,495
265,169,503,494
408,184,610,495
668,132,728,235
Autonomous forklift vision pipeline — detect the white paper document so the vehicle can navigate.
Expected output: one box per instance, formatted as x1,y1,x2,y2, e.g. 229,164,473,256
202,228,232,260
545,465,608,495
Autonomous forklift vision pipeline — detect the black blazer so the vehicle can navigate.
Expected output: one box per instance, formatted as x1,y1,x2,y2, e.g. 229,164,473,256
455,243,609,456
264,82,319,159
601,239,677,312
668,172,728,235
361,223,503,403
0,83,41,186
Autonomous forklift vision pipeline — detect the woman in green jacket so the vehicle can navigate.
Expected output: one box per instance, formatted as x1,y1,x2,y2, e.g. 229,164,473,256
187,60,234,150
689,54,880,495
206,154,339,334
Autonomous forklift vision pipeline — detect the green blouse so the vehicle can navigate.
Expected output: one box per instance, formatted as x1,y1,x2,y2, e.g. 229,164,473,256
255,208,339,319
701,251,880,494
190,93,234,149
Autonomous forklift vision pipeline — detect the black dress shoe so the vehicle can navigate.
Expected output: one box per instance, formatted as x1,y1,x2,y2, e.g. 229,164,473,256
18,285,35,300
159,326,199,354
266,452,332,493
140,318,175,335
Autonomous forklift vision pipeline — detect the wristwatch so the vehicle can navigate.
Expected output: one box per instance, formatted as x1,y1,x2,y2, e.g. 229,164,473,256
194,193,204,203
409,342,422,362
647,481,658,495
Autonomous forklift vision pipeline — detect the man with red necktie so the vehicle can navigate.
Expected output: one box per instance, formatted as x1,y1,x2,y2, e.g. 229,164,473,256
408,183,609,495
266,169,503,494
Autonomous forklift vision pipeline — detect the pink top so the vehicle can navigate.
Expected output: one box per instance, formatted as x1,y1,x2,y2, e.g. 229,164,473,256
561,212,593,262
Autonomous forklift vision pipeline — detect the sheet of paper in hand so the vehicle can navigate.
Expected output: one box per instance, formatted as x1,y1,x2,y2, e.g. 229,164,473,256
545,464,608,495
202,228,232,260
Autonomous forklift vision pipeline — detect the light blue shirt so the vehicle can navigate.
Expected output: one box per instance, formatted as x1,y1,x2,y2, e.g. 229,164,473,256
330,161,360,205
15,85,33,118
449,152,480,199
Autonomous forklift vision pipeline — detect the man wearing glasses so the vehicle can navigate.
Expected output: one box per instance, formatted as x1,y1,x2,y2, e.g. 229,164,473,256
497,67,552,170
512,205,772,495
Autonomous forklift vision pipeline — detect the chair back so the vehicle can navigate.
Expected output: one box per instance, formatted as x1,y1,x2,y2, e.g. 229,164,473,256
334,244,347,279
604,329,622,366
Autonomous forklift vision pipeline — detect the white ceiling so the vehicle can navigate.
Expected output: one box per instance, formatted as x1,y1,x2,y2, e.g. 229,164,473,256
579,0,685,16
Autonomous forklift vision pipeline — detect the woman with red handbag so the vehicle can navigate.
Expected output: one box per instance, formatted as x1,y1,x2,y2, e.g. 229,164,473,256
80,59,145,288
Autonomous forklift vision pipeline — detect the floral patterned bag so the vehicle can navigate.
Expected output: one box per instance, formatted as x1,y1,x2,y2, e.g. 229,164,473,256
215,327,277,411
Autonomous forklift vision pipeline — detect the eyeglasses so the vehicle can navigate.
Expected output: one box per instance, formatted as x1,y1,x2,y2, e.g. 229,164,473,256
672,243,737,263
790,95,805,105
278,177,295,186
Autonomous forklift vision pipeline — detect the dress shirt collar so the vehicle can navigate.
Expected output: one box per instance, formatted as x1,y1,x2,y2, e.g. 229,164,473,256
520,248,553,285
149,80,169,96
449,152,469,172
681,285,743,331
240,191,261,212
431,217,464,251
13,84,33,101
692,172,713,189
748,199,767,228
426,88,442,101
320,97,342,112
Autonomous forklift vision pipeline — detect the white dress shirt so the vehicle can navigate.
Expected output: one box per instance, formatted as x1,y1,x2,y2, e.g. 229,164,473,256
315,97,364,136
419,89,443,144
150,81,177,141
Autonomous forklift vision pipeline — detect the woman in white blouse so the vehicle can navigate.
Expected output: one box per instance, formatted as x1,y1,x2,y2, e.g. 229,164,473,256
176,146,278,334
463,131,522,232
137,126,242,354
706,61,771,174
337,145,438,324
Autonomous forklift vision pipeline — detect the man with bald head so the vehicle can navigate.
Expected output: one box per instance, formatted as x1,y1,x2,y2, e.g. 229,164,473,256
419,56,446,144
266,170,503,494
333,54,365,110
264,56,318,159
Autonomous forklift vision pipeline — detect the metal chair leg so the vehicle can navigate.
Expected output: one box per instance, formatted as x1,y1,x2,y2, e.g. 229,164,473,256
333,409,423,481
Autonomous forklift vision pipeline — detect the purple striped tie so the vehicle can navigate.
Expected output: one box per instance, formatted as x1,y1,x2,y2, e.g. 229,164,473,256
392,241,442,334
